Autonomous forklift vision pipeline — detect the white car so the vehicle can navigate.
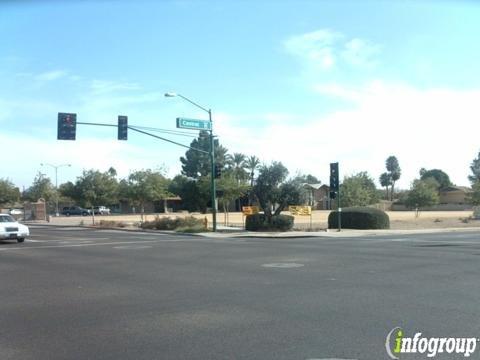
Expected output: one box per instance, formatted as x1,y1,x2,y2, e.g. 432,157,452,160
9,209,23,215
0,214,29,243
93,206,111,215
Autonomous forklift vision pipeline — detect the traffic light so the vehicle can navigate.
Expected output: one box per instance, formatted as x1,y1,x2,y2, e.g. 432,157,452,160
329,191,337,199
118,115,128,140
330,162,339,192
57,112,77,140
214,164,222,178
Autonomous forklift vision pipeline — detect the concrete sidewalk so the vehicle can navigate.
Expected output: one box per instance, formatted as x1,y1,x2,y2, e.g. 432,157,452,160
25,221,480,239
201,227,480,238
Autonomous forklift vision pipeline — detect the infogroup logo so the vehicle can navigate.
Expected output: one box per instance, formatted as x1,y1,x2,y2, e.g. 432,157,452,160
385,327,478,359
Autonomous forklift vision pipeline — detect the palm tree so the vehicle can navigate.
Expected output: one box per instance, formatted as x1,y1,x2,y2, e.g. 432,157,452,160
244,155,260,206
228,153,247,183
379,172,392,200
386,156,401,201
245,155,260,187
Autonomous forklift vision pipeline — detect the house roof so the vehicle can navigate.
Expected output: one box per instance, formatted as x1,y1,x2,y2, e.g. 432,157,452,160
440,186,472,193
302,183,322,190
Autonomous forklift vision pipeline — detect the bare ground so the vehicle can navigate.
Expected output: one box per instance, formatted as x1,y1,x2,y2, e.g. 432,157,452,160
47,210,480,230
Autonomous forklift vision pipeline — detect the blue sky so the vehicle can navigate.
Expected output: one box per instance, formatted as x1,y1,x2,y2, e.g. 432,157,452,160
1,0,480,190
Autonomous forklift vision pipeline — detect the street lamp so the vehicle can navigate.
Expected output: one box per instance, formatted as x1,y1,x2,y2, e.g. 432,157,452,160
40,163,71,216
165,92,217,232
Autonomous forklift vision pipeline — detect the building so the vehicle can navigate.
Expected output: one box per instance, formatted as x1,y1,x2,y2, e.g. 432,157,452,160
303,183,332,210
438,186,472,205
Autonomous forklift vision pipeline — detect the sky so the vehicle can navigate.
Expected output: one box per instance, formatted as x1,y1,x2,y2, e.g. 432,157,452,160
1,0,480,190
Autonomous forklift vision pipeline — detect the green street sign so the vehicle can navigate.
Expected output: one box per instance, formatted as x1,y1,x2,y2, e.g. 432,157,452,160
176,117,211,131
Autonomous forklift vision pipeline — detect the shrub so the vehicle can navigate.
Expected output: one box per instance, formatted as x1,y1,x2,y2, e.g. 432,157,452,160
328,207,390,230
245,213,294,232
141,216,205,231
98,220,127,228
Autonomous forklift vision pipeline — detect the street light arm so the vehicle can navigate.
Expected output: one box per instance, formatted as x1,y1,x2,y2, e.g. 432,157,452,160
176,94,211,114
41,163,71,169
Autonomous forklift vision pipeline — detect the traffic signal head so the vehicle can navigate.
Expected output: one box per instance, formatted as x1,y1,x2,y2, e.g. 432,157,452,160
57,112,77,140
330,162,339,191
329,191,337,199
214,164,222,178
118,116,128,140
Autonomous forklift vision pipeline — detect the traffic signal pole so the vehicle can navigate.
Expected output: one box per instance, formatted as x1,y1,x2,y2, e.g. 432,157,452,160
337,185,341,232
58,105,218,232
209,109,217,232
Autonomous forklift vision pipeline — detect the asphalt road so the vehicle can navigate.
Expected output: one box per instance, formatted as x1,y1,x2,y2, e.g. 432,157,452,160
1,226,480,360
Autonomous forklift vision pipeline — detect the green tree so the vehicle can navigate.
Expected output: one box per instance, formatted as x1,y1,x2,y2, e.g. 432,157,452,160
340,172,379,207
216,172,249,224
405,178,440,209
419,168,452,189
468,151,480,184
0,178,20,207
253,162,302,221
467,181,480,206
290,174,320,206
180,131,228,178
24,172,57,203
58,181,79,203
379,172,392,200
385,156,401,200
245,155,260,187
71,168,119,209
120,169,171,221
226,152,248,183
293,173,320,184
168,175,210,213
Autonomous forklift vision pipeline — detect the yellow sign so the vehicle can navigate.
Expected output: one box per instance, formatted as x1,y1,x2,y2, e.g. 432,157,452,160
289,205,312,216
242,206,259,216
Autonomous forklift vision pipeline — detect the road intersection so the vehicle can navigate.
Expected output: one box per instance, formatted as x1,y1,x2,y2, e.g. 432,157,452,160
2,226,480,359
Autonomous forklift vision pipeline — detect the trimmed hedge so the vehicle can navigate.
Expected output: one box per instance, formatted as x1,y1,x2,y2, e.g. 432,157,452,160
328,207,390,230
245,213,294,232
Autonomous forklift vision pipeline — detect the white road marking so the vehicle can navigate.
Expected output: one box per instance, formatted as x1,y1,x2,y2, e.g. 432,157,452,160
262,263,305,268
58,240,94,244
96,230,165,236
113,245,153,250
0,239,181,251
307,358,357,360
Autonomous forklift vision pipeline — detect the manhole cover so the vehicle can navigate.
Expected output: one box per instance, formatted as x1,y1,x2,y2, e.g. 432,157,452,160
262,263,304,268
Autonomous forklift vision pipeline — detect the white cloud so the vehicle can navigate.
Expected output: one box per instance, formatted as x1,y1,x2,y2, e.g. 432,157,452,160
341,38,380,67
35,70,68,82
215,81,480,189
0,132,180,189
284,29,380,72
284,29,341,70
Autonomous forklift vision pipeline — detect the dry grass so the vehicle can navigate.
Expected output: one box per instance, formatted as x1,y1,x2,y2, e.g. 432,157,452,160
50,210,480,230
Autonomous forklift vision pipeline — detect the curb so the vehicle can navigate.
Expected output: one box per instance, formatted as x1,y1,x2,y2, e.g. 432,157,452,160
26,222,480,239
26,222,204,237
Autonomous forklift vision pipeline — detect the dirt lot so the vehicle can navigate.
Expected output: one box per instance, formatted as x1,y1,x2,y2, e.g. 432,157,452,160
48,210,480,230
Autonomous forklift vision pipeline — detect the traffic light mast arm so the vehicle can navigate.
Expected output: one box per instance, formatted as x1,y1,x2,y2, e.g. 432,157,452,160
76,122,118,127
128,126,209,154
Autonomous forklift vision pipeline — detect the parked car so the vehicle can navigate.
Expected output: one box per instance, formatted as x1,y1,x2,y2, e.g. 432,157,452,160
9,209,24,215
0,214,29,243
61,206,91,216
93,206,111,215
